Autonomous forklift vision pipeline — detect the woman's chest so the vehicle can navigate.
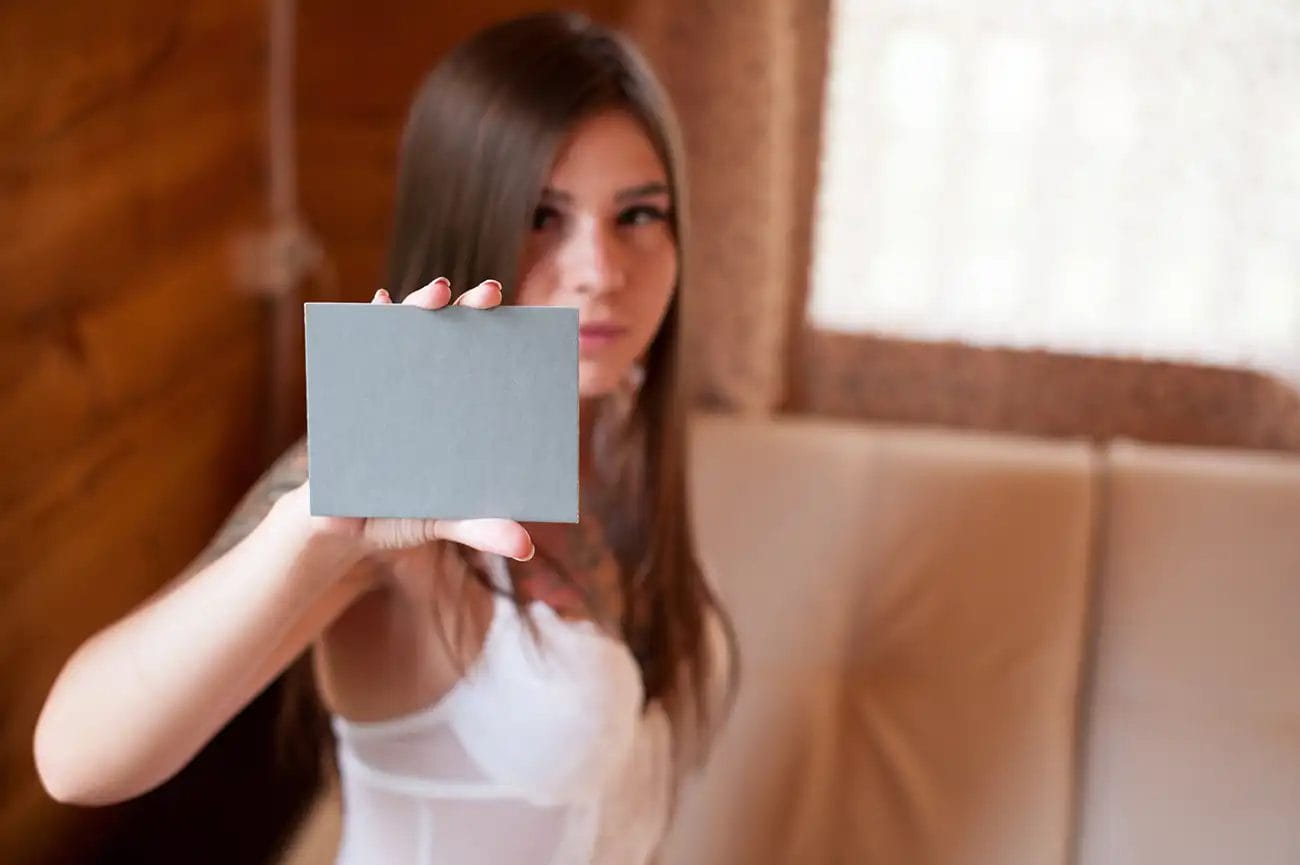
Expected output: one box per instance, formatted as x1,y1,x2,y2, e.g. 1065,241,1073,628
333,585,660,808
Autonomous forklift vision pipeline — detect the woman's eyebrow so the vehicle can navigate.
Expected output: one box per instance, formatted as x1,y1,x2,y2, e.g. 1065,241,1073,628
540,182,671,204
615,181,670,202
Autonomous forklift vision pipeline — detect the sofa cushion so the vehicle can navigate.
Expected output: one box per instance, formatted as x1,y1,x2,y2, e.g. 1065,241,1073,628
1076,439,1300,865
664,414,1095,865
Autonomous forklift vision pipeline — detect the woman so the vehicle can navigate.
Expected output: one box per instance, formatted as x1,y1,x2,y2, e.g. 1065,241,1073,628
34,11,735,865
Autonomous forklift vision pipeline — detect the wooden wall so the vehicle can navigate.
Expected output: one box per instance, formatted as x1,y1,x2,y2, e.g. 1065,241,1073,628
0,3,282,863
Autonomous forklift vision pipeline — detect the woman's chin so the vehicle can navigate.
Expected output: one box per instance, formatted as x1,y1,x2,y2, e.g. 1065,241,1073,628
577,363,626,399
578,380,619,400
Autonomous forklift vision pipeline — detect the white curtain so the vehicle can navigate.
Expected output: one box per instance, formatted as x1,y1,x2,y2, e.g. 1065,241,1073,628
809,0,1300,382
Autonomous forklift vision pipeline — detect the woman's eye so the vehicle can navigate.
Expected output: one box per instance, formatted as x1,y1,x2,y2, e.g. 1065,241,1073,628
531,206,561,231
617,205,669,227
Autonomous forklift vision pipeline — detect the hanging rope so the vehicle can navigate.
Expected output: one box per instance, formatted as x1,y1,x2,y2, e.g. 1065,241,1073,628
233,0,338,459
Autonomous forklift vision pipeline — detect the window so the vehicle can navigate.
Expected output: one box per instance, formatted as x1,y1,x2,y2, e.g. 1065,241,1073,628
809,0,1300,379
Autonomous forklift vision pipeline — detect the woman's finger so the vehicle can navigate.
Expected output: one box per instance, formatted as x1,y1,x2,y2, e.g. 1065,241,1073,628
359,516,534,561
371,288,392,304
359,517,438,551
451,279,503,309
402,277,452,310
432,518,534,561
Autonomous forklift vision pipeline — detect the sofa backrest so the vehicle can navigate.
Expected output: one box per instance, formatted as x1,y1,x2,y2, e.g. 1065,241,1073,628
666,414,1097,865
1076,439,1300,865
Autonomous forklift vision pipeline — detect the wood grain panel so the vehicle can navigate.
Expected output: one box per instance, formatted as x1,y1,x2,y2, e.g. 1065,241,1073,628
0,5,257,148
1,0,274,862
0,334,264,862
0,108,260,329
0,2,263,329
0,227,262,514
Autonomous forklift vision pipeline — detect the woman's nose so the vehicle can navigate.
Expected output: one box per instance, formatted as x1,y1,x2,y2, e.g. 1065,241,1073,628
562,222,627,297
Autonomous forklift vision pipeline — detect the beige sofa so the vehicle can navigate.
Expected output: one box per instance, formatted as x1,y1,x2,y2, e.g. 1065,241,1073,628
281,412,1300,865
663,413,1300,865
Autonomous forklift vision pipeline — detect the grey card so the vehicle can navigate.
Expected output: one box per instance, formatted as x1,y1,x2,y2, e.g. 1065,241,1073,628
304,302,578,522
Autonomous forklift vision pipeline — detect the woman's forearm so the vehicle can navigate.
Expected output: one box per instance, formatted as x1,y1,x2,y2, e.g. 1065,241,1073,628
33,489,367,806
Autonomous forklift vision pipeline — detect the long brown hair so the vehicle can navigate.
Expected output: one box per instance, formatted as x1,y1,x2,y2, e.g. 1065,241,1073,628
282,11,735,784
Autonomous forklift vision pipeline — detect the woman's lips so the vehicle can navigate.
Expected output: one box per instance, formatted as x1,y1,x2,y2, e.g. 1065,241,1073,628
578,323,626,353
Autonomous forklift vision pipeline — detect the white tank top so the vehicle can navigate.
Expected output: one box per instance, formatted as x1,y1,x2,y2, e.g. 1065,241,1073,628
329,553,673,865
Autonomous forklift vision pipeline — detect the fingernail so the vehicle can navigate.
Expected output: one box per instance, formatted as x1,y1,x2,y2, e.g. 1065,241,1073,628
374,288,389,301
414,277,449,296
512,541,535,563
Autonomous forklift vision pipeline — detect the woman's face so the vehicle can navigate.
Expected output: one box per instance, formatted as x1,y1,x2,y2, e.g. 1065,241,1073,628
515,108,678,399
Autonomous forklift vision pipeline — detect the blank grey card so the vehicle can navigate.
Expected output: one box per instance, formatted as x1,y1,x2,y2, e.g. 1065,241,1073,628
304,302,578,522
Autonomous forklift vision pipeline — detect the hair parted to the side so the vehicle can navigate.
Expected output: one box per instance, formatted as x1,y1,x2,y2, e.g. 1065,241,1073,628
280,10,736,787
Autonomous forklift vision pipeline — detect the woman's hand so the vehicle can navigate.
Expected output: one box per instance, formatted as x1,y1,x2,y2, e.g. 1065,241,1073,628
282,277,535,564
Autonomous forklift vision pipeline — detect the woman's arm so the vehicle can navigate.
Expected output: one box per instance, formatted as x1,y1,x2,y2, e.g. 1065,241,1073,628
34,279,532,806
32,442,374,806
